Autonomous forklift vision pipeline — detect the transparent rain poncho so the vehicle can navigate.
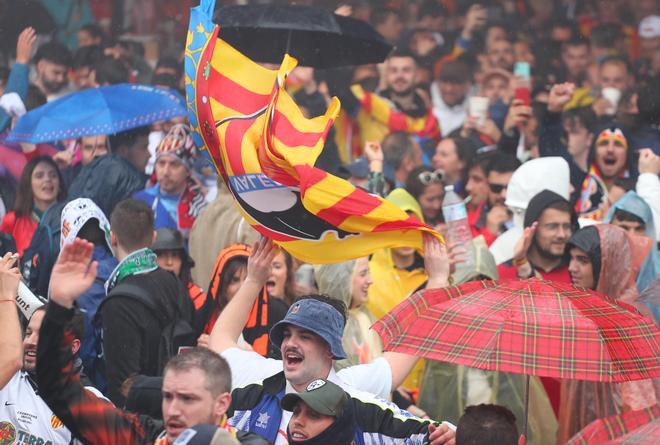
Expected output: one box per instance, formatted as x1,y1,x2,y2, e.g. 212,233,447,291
314,260,383,371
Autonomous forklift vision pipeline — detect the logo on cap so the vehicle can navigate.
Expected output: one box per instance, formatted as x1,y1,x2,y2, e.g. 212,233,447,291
290,303,300,314
306,379,326,391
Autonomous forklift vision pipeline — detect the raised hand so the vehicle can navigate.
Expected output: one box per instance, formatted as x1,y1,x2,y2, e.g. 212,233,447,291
246,237,278,287
638,148,660,175
547,82,576,113
16,27,37,65
424,234,450,289
512,222,538,263
50,238,98,308
0,253,21,301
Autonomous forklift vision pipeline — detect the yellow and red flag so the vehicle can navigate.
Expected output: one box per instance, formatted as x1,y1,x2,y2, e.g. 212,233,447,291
184,0,441,263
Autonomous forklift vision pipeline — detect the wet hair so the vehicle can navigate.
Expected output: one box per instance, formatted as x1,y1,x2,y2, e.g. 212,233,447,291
387,47,417,62
545,199,573,215
94,56,129,85
456,404,518,445
164,347,231,397
295,294,348,328
73,45,103,70
382,132,416,171
562,107,597,134
34,41,73,67
613,209,645,226
486,153,521,175
405,165,444,201
14,156,66,218
109,199,154,252
109,126,151,153
32,305,85,341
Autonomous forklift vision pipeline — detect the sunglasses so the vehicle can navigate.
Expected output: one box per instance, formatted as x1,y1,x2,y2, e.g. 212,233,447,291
488,183,508,193
418,169,444,185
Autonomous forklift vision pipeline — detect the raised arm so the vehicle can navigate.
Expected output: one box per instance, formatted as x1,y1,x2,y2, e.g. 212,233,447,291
0,253,23,388
36,239,161,444
208,237,277,353
384,235,450,389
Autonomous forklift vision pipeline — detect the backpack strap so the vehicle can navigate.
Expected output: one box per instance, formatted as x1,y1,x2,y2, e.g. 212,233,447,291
105,282,173,327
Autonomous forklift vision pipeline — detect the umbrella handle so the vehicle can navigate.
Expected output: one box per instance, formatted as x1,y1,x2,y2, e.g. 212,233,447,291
285,29,292,55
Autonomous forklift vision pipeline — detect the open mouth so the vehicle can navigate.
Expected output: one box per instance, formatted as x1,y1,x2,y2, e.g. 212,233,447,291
24,350,36,359
284,350,304,369
166,420,185,437
290,430,307,440
603,157,617,166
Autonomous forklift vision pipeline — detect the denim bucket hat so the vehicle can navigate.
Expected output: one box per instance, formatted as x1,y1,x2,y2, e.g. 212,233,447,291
269,299,346,360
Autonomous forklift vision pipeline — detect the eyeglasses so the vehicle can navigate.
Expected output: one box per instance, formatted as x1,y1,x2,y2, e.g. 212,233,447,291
488,183,508,194
418,169,444,185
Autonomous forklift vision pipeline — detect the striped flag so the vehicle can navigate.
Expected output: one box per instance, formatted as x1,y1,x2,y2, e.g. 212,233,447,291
184,0,441,263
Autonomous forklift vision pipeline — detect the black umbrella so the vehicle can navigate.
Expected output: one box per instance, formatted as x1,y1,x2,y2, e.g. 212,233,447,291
214,4,392,68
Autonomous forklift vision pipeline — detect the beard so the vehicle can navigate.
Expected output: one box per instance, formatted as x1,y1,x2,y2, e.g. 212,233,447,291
532,238,565,262
42,77,67,94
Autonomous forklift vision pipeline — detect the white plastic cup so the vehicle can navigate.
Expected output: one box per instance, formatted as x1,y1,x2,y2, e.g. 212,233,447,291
469,96,489,126
602,87,622,115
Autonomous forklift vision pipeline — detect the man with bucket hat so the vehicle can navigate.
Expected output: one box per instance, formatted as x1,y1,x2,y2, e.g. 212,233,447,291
209,237,456,445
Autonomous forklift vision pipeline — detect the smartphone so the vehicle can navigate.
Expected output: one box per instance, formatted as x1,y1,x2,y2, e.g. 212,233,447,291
514,62,531,106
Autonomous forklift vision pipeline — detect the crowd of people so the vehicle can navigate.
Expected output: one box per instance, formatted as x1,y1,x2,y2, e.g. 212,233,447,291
0,1,659,444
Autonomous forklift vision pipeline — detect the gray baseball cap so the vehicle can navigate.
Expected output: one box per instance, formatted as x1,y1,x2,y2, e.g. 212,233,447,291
280,379,348,417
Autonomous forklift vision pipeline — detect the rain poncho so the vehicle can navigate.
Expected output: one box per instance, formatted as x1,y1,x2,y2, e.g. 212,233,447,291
315,261,383,371
559,225,659,443
604,191,656,241
418,237,558,445
603,190,659,292
367,188,427,389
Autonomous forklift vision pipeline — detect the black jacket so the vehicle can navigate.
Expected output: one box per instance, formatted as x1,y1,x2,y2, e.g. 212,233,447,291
99,268,190,406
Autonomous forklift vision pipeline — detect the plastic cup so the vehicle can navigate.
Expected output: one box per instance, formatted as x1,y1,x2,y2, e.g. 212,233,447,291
602,87,621,115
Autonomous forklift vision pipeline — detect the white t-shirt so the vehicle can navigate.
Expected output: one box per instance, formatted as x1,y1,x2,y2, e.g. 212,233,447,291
222,348,393,445
0,371,105,445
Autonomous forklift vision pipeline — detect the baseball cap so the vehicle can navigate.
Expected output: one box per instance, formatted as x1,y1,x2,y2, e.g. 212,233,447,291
281,379,349,417
269,299,347,359
639,15,660,39
172,424,238,445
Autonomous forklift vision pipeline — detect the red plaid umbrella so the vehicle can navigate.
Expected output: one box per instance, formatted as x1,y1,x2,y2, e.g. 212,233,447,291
567,405,660,444
372,279,660,442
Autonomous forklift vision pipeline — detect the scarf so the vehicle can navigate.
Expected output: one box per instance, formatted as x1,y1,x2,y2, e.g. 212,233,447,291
105,248,158,293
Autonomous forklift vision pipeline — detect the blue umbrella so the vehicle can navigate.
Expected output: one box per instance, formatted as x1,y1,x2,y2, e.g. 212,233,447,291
7,84,187,143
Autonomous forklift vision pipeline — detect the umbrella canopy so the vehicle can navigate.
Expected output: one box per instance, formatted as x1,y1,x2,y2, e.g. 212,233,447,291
215,4,392,68
567,405,659,444
373,279,660,383
7,84,187,143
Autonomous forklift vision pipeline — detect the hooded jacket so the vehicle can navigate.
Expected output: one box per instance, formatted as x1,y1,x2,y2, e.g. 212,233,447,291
604,191,657,241
489,157,570,265
367,189,427,389
560,224,658,443
204,244,287,359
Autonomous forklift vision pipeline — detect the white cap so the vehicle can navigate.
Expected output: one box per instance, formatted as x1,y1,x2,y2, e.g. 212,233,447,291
639,15,660,39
